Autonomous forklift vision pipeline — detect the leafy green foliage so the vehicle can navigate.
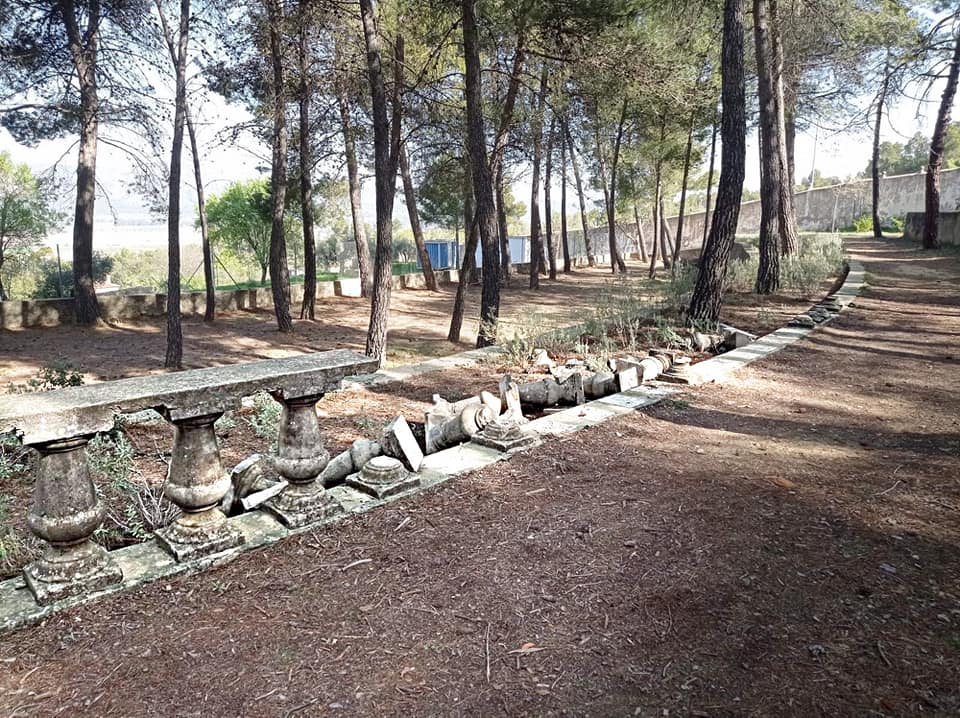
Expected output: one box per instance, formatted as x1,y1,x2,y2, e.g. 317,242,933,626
7,360,85,394
244,392,281,441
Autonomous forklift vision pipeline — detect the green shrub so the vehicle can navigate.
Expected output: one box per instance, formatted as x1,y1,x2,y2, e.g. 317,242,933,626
7,360,84,394
245,392,281,440
87,429,135,489
724,257,759,293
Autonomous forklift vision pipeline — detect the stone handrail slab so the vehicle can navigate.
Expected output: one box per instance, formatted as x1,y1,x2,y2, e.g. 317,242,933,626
0,349,378,445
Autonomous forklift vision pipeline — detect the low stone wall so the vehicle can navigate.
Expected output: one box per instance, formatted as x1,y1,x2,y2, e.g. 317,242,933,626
0,268,465,330
903,211,960,245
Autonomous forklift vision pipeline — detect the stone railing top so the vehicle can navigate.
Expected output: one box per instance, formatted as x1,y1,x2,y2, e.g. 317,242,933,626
0,349,378,445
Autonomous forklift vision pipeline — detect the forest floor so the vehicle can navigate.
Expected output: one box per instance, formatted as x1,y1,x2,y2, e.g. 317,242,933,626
2,236,958,716
0,258,815,387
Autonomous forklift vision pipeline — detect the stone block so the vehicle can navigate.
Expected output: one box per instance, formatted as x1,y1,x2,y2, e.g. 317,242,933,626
616,366,640,392
345,456,420,499
381,415,423,472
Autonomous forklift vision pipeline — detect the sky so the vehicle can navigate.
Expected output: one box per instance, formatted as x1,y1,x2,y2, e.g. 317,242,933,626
2,61,956,258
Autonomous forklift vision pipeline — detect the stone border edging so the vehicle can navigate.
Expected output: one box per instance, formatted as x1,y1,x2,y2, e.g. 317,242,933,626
683,259,865,386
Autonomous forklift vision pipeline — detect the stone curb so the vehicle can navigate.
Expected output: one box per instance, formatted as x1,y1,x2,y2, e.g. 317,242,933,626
682,259,865,386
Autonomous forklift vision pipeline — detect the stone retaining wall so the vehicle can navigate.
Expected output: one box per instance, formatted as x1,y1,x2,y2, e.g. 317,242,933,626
0,268,462,330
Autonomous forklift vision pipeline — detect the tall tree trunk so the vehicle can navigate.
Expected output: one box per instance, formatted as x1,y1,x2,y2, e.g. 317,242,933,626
560,122,571,272
494,168,511,280
544,115,556,279
649,159,664,278
688,0,746,323
267,0,292,333
673,111,696,264
701,111,718,252
659,199,673,271
399,145,438,291
602,99,628,273
528,67,548,289
298,21,316,320
359,1,402,361
62,0,101,324
462,0,502,346
184,111,214,321
565,124,594,266
490,29,526,283
872,58,891,240
770,0,799,256
158,0,190,367
923,34,960,250
633,204,648,263
447,162,476,343
754,0,781,294
337,78,373,298
648,190,660,279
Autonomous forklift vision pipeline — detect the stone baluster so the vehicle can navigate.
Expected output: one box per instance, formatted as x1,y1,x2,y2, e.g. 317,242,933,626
23,435,123,605
263,391,341,528
155,412,244,560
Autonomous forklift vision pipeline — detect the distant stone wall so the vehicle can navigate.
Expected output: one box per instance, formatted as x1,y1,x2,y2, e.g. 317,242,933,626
659,167,960,253
903,211,960,246
0,269,462,330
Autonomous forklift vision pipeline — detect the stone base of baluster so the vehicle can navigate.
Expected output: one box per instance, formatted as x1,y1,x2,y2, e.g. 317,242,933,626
23,540,123,606
262,483,342,529
155,507,244,562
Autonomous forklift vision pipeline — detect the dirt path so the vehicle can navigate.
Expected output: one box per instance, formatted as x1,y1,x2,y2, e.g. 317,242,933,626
1,237,958,716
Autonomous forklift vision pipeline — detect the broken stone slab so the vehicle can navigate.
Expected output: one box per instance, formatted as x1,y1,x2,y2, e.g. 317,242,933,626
518,373,585,407
718,323,757,349
345,455,419,500
649,349,675,373
425,402,495,454
479,390,502,417
616,366,640,392
499,375,528,423
788,314,816,328
638,357,664,381
661,356,693,383
471,416,541,454
584,372,617,399
381,415,423,472
221,453,286,514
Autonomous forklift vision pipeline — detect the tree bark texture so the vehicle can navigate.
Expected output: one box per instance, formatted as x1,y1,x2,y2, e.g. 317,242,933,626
399,145,438,291
61,0,101,324
447,163,476,343
163,0,190,367
560,124,571,272
701,112,718,252
528,67,548,289
770,0,799,256
461,0,501,346
688,0,746,323
633,204,648,263
359,0,402,361
605,99,628,273
491,30,526,281
544,115,556,280
754,0,781,294
872,59,890,240
923,34,960,250
337,78,373,298
298,21,316,320
566,124,594,266
673,112,695,264
267,0,293,333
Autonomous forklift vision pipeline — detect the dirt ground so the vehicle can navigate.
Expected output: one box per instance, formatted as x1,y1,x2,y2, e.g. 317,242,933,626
0,258,817,387
3,237,958,716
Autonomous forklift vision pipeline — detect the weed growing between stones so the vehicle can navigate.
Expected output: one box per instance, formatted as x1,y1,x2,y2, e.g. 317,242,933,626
245,392,282,442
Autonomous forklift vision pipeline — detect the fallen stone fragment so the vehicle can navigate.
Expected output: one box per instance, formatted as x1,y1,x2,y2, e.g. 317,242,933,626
499,374,527,423
471,416,541,453
583,371,617,399
518,373,585,407
381,415,424,472
425,401,496,453
221,454,288,514
616,366,640,392
691,331,724,353
319,438,384,486
345,455,419,499
719,323,757,349
789,315,816,328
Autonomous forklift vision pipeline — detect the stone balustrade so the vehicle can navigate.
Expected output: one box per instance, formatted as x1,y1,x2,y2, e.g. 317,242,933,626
0,350,378,606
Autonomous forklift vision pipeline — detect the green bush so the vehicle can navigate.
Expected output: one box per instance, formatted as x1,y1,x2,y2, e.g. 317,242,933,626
6,360,84,393
245,392,281,441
